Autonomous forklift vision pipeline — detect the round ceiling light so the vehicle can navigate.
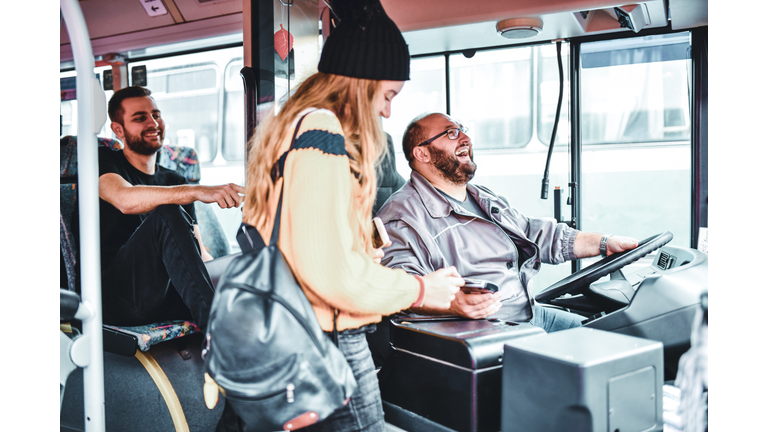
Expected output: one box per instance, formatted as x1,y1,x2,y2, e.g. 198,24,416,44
496,17,543,39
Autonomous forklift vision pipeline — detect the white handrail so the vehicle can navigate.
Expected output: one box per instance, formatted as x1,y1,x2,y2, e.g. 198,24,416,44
60,1,106,431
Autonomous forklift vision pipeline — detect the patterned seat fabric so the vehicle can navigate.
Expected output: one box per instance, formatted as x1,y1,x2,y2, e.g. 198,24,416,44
103,321,201,352
59,136,230,349
157,144,201,183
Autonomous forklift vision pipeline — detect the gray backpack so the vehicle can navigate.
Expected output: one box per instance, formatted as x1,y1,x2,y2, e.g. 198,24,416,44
203,112,356,431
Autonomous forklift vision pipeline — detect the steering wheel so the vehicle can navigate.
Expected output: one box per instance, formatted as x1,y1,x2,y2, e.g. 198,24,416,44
535,231,673,303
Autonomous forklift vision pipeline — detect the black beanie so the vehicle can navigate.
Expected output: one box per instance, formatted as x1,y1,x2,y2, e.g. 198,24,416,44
318,0,410,81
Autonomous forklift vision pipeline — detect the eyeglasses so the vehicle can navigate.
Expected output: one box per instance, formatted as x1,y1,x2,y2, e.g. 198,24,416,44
417,125,468,147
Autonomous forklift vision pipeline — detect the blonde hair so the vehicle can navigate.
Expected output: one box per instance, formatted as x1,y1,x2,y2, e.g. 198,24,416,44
243,72,386,255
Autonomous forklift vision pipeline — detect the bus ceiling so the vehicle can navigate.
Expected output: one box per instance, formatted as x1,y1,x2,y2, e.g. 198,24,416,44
60,0,707,63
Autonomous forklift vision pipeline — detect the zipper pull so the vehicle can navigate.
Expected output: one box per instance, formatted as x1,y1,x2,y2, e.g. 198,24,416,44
201,333,211,360
286,383,295,403
203,373,219,409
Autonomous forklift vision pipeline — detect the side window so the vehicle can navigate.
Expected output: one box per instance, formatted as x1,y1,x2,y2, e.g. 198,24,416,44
536,44,571,147
59,67,114,139
223,59,245,161
580,33,691,145
133,59,220,163
382,56,447,178
450,47,534,150
579,33,692,248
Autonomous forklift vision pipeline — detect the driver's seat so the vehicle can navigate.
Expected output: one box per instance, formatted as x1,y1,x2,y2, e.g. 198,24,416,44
368,132,406,369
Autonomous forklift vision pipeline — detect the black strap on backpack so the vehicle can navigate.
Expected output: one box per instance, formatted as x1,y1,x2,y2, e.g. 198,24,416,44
236,109,341,345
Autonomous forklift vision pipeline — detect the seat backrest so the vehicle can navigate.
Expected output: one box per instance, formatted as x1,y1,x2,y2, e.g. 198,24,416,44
373,132,407,216
60,135,122,292
367,133,408,369
156,144,201,183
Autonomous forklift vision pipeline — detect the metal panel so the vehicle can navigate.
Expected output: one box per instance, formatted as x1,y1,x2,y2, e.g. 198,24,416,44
502,327,663,432
608,366,658,432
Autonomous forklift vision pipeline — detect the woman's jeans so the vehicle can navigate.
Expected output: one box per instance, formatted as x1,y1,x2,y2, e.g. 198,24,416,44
301,325,386,432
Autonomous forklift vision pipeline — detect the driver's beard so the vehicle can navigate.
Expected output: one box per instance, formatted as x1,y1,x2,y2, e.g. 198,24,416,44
124,127,163,156
428,145,476,186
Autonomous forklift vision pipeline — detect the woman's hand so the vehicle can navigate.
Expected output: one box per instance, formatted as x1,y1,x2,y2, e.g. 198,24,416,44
421,266,463,310
372,240,391,265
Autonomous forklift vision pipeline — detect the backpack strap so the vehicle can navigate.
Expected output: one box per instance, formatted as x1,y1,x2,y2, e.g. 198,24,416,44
236,223,265,252
236,109,316,253
239,109,343,345
269,110,316,247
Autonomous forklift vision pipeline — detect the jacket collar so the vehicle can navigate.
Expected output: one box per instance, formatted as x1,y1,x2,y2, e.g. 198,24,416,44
409,170,501,219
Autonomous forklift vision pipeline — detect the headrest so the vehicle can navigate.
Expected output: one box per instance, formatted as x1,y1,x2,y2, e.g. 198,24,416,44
157,145,201,184
60,135,122,179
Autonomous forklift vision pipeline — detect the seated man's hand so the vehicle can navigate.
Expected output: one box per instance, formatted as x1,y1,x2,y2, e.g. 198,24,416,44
449,290,502,319
197,183,245,209
607,236,639,256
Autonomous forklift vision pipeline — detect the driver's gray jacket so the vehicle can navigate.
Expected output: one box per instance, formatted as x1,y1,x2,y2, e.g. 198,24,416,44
377,171,579,321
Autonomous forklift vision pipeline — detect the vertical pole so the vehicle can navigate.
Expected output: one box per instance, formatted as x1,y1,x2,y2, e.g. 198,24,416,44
444,54,451,115
570,41,582,274
241,0,275,175
690,28,708,249
60,0,106,431
243,0,252,69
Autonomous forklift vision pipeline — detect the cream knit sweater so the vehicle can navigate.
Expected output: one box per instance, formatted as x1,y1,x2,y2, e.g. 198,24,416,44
244,109,419,332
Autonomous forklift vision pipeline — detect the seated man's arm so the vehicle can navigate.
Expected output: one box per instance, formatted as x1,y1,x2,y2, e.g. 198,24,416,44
99,173,244,215
573,232,638,258
382,219,501,319
526,216,637,262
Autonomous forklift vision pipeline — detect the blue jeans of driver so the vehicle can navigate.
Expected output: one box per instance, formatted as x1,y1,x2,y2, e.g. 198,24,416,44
301,324,386,432
527,304,583,333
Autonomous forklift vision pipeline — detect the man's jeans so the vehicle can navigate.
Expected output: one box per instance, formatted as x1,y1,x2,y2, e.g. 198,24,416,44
101,205,215,329
527,303,584,333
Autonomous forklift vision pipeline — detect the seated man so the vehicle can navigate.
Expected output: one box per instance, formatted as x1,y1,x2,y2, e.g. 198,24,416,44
80,86,244,330
377,112,638,333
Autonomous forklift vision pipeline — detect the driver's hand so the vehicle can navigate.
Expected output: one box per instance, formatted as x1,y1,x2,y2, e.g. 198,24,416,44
607,236,639,256
449,291,502,319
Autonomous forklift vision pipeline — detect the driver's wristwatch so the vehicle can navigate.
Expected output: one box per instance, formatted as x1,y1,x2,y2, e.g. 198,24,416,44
600,234,613,258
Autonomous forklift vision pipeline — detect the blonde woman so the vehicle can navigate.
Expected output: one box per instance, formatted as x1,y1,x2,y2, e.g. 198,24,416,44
227,1,463,431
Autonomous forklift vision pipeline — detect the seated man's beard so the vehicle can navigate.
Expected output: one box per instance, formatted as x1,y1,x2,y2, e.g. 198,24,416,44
428,145,476,185
124,129,163,156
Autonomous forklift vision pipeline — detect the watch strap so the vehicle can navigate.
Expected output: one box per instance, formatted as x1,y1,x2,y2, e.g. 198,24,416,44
600,234,613,258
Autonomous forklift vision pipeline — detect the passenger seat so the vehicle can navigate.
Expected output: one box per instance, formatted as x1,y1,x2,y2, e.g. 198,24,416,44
59,135,230,354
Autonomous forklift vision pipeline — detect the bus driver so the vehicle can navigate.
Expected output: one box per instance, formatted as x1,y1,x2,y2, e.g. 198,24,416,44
91,86,244,330
377,112,639,332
